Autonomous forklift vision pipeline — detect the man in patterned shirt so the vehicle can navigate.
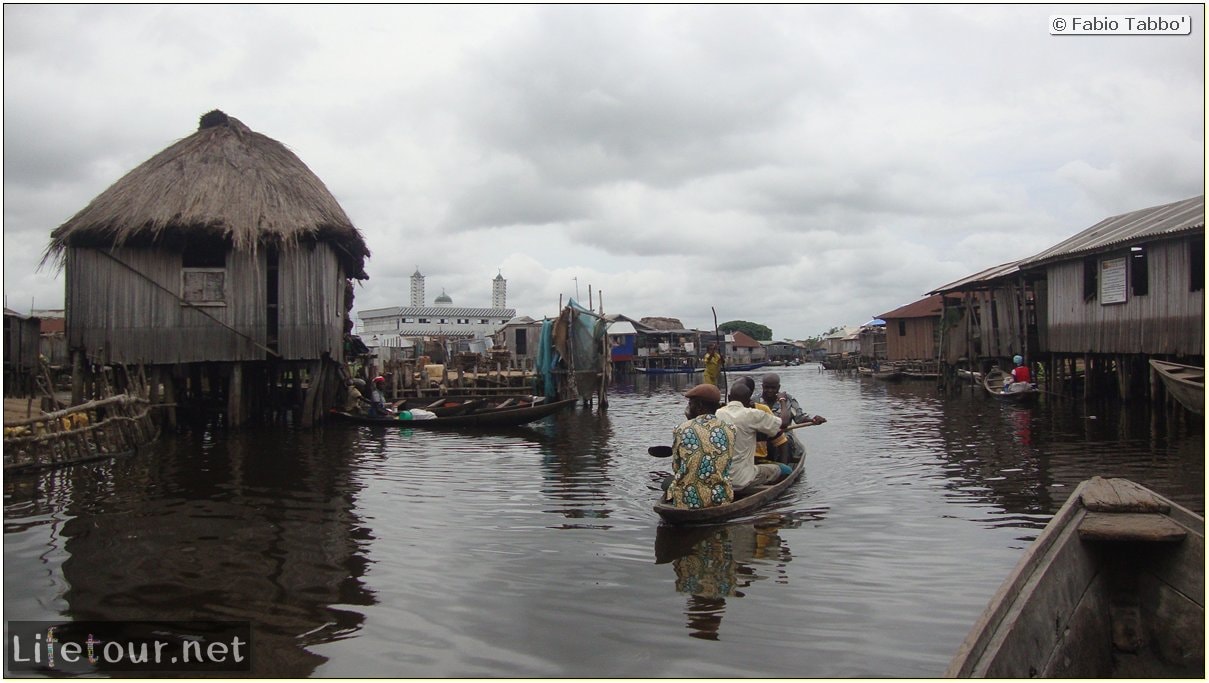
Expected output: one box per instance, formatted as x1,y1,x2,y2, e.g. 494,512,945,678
664,383,737,509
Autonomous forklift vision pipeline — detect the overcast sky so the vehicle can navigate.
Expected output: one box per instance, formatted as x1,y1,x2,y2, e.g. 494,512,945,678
3,4,1204,340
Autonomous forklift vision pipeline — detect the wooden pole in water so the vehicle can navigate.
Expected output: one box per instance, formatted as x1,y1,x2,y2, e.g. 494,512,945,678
227,362,244,427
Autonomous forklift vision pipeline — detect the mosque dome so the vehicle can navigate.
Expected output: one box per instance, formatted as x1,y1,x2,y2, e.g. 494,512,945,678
434,289,453,305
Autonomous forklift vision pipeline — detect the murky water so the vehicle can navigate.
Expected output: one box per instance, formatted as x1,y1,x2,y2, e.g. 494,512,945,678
4,365,1203,676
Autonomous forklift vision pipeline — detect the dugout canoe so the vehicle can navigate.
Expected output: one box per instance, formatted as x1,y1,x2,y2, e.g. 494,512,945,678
1149,359,1204,416
983,367,1039,402
653,448,805,525
946,477,1204,678
330,397,576,429
392,394,546,417
634,361,769,375
634,366,702,375
873,366,906,382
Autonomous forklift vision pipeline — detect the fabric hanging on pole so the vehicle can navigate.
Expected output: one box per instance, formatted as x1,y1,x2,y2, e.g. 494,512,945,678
565,299,608,375
535,318,560,400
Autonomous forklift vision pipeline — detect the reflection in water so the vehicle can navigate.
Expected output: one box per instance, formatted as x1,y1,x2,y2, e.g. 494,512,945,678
537,409,615,527
655,518,807,641
8,425,376,677
4,366,1202,678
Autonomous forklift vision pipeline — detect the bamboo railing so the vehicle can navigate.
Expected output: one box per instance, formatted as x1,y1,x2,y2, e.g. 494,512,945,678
3,394,159,472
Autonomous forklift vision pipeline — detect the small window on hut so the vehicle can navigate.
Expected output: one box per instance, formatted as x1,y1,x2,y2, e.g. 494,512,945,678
1130,246,1148,297
1082,256,1098,301
181,241,227,306
1192,236,1205,292
897,320,906,337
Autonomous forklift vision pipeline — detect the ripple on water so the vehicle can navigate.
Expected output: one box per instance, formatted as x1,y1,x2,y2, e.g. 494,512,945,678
3,366,1202,677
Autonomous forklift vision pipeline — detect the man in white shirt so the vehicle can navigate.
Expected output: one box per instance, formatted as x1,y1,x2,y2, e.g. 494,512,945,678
716,380,791,492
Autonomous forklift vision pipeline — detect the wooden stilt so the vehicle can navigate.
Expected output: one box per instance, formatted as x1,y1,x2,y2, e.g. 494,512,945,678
71,350,84,406
301,360,323,428
164,370,178,429
228,363,244,428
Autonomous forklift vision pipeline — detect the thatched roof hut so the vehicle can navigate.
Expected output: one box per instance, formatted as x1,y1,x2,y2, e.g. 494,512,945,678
44,110,369,279
50,110,371,380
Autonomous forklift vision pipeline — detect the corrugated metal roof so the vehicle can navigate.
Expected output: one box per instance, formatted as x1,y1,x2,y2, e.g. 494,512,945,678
730,330,762,347
608,321,638,336
824,326,859,339
928,260,1022,295
878,293,949,320
1021,195,1204,268
395,326,477,337
358,306,402,318
360,306,515,319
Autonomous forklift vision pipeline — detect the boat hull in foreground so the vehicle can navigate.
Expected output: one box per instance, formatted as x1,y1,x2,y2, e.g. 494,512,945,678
947,477,1203,678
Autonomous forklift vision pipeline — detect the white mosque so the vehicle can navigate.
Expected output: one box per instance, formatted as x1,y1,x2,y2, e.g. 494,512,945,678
358,269,515,345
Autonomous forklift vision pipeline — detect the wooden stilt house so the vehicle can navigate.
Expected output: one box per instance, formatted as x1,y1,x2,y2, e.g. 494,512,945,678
877,294,958,378
3,309,42,397
1017,194,1204,402
42,110,370,427
929,260,1038,384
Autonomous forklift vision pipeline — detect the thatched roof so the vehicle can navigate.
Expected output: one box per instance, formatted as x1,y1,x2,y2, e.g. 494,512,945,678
639,316,685,331
44,110,369,279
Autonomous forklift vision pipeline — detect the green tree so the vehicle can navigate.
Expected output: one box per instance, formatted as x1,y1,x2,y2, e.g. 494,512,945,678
719,320,772,341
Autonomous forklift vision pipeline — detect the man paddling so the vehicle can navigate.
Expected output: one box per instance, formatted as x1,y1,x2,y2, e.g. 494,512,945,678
757,373,823,462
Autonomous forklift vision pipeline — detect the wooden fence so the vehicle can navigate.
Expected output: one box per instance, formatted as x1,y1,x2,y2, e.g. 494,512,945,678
3,394,159,472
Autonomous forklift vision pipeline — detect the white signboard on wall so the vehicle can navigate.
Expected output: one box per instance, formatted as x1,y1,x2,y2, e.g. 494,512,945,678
1100,257,1127,304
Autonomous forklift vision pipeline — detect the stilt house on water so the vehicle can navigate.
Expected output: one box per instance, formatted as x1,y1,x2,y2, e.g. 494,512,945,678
3,309,42,397
922,194,1203,404
1016,194,1204,403
929,260,1037,385
42,110,370,427
876,294,955,378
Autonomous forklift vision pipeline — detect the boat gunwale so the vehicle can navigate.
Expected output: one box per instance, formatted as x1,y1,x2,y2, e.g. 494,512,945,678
653,452,805,525
946,477,1205,678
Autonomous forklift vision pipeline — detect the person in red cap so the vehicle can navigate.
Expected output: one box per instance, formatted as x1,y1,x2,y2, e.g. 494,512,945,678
367,376,395,418
663,383,737,509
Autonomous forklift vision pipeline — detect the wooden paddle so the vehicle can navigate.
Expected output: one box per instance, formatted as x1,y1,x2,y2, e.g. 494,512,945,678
648,421,819,457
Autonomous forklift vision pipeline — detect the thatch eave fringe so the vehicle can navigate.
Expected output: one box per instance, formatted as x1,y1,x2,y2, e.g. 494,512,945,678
41,111,370,280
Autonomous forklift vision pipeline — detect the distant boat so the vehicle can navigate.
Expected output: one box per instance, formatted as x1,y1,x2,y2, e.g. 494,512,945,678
947,477,1203,678
329,397,576,428
634,366,702,375
1149,359,1204,416
983,367,1040,402
956,369,984,383
873,366,905,382
726,362,770,372
635,361,768,375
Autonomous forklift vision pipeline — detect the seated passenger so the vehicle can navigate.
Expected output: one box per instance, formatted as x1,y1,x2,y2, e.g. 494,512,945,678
717,380,792,495
367,376,396,418
664,384,737,510
1007,355,1032,392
